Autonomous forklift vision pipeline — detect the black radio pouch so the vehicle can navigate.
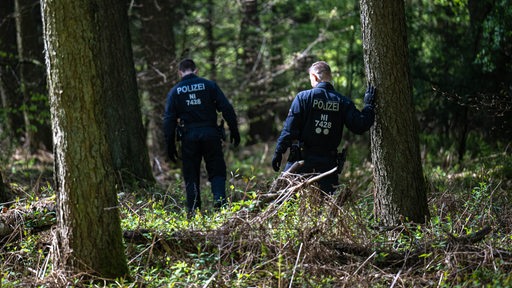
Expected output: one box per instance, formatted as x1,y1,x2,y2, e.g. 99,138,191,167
176,119,185,141
288,142,303,162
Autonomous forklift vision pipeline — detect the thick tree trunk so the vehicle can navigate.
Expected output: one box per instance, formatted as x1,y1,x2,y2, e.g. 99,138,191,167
41,0,129,278
98,2,154,183
360,0,430,225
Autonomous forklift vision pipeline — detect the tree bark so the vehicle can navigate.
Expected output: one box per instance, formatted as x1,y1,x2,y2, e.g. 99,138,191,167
360,0,430,225
41,0,129,278
14,0,51,152
0,67,13,152
241,0,275,143
138,0,179,163
98,2,154,183
205,0,217,80
0,0,24,147
0,172,7,204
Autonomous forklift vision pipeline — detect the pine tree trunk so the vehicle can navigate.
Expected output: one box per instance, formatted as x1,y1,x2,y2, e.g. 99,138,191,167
360,0,430,225
139,0,178,163
0,0,27,148
0,172,6,203
206,0,217,80
15,0,51,152
97,1,154,183
41,0,128,278
241,0,275,143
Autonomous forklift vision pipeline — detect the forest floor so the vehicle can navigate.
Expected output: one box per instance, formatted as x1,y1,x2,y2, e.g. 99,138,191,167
1,143,512,287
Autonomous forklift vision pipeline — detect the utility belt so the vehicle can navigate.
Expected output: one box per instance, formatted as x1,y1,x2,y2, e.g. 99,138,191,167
288,142,347,174
176,120,225,141
186,121,217,128
303,147,337,157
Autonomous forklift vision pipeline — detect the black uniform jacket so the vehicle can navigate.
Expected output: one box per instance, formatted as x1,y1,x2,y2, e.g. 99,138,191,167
163,74,237,145
275,82,374,154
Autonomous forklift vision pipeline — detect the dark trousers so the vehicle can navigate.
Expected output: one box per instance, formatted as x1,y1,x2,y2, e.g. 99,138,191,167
181,127,227,212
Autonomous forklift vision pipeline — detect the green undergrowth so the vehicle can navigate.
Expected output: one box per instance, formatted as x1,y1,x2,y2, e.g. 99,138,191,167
1,142,511,287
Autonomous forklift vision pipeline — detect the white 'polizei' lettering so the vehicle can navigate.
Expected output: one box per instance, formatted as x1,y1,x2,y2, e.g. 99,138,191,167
312,99,340,111
177,83,206,94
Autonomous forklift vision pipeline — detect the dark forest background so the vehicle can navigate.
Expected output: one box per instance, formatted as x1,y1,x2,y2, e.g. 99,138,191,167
1,0,510,165
0,0,511,287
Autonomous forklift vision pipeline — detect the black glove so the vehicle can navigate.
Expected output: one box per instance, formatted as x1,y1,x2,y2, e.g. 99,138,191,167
230,129,240,147
167,143,178,163
363,84,376,106
272,152,282,172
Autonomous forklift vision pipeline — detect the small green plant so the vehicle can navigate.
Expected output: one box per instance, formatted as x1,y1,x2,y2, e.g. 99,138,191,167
2,132,511,287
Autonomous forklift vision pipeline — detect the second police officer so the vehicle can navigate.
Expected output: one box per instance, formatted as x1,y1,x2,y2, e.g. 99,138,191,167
272,61,376,194
164,58,240,214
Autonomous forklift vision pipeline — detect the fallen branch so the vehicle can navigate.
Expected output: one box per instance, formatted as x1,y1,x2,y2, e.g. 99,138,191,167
0,198,56,239
257,164,338,222
447,225,492,245
323,225,496,268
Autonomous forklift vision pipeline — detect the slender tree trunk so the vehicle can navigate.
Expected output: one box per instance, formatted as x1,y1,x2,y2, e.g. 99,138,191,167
139,0,178,163
0,172,7,204
1,0,25,147
0,68,13,150
206,0,217,80
241,0,274,143
41,0,128,278
14,0,51,153
360,0,430,225
267,4,289,124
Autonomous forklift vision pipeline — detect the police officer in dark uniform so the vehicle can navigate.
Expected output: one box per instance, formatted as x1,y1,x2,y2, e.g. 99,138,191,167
163,58,240,213
272,61,376,194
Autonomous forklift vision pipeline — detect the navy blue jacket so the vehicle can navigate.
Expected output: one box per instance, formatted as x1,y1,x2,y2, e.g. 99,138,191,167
275,82,374,154
163,74,237,145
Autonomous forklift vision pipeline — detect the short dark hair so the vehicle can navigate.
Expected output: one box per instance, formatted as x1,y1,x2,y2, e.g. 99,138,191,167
178,58,196,72
309,61,332,81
